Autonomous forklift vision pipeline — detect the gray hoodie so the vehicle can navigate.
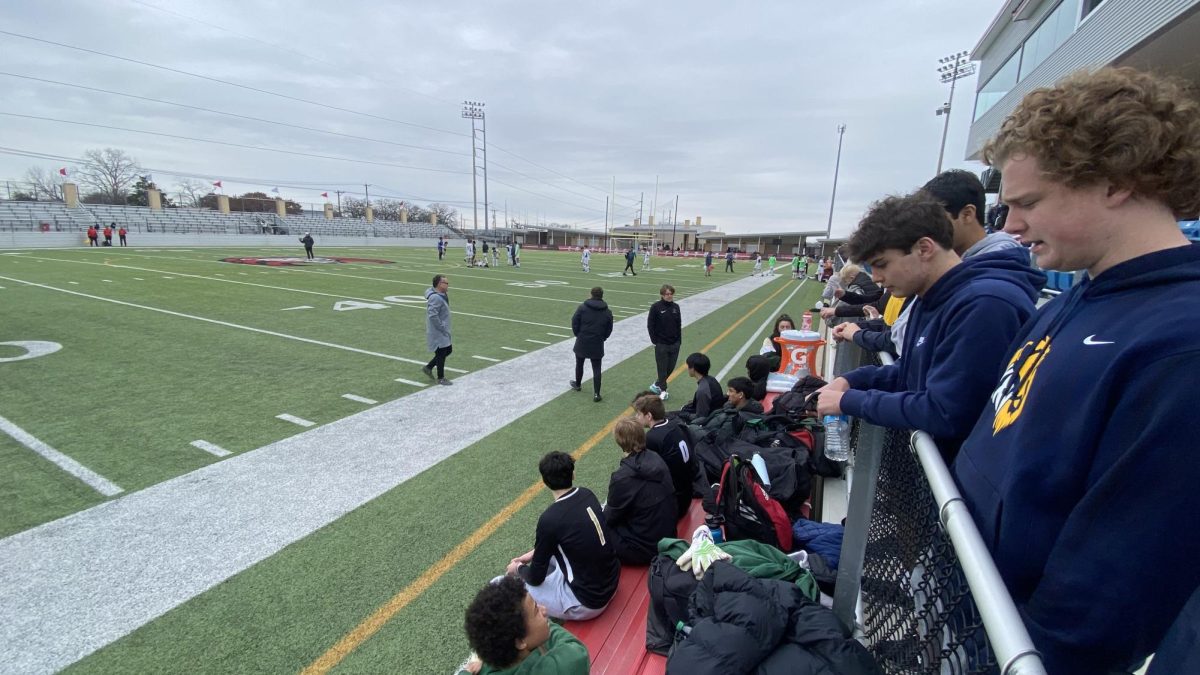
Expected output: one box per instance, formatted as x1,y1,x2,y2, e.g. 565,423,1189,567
962,231,1022,259
424,287,451,351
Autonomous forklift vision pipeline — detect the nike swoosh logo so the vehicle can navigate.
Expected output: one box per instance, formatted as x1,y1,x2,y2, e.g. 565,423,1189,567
1083,335,1115,345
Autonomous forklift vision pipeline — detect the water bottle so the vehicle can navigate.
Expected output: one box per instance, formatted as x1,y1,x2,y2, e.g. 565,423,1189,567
801,311,813,331
704,514,724,544
823,414,851,461
750,452,771,488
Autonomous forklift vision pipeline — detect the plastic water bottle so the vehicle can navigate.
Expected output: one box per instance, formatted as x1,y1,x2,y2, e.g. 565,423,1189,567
823,414,851,461
801,311,813,331
750,452,771,488
704,514,724,544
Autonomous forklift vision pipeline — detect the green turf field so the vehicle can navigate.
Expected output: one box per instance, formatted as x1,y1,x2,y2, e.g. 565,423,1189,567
1,245,822,673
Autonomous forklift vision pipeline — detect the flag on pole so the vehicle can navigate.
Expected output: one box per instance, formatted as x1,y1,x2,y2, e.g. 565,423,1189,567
58,167,68,176
271,187,280,194
321,192,329,198
212,180,223,190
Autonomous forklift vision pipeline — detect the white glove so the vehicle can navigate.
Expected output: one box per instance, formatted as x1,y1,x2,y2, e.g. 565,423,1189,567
676,525,732,579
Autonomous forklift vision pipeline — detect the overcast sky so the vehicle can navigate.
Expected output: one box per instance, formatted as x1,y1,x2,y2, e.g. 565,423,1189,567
0,0,1002,237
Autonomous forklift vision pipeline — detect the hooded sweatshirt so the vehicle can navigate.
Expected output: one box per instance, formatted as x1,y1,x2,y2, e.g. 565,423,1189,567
424,286,451,351
839,246,1044,460
603,450,677,564
570,297,613,360
952,243,1200,675
961,230,1021,258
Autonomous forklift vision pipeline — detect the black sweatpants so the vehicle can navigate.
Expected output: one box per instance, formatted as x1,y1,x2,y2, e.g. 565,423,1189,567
623,261,636,275
725,259,734,272
575,356,602,395
304,245,314,260
653,342,680,390
427,345,453,378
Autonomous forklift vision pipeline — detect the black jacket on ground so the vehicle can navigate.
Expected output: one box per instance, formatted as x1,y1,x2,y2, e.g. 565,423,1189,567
520,487,620,609
604,451,677,565
648,299,682,345
667,563,882,675
645,419,701,518
571,298,614,360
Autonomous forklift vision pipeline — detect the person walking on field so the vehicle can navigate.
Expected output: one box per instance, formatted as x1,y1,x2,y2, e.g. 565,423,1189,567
422,274,454,385
569,286,613,402
725,248,735,273
118,226,127,246
751,253,763,276
704,250,714,277
581,246,591,272
300,232,315,260
642,246,651,270
647,284,682,401
623,247,637,276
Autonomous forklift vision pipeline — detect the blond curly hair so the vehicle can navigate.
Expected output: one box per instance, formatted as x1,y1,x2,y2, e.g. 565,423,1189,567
983,67,1200,218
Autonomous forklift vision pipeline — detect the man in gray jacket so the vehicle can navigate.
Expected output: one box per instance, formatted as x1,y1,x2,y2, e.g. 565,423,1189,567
422,274,454,385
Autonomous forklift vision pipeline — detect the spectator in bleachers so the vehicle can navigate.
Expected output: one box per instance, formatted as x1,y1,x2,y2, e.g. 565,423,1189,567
460,575,589,675
602,418,677,565
952,67,1200,675
299,232,315,260
815,191,1043,461
922,169,1023,258
633,392,701,519
503,451,619,621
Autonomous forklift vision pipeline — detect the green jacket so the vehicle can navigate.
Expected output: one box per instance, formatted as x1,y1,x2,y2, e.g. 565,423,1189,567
657,537,818,600
465,624,590,675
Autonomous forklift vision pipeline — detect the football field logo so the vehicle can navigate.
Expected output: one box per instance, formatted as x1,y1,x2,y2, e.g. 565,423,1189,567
220,256,394,266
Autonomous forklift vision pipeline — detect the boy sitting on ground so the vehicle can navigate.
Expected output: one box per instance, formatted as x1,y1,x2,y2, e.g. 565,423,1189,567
673,352,726,423
460,575,589,675
633,392,704,518
503,451,620,620
602,418,677,564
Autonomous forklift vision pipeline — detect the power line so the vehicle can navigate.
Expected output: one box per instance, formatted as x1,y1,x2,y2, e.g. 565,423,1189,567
0,29,467,138
0,72,470,158
0,112,472,175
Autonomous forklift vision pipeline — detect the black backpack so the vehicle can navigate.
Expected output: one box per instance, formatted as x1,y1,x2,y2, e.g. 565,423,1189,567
711,455,794,551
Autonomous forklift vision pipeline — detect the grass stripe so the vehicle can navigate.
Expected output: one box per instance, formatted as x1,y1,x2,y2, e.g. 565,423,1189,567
302,278,793,674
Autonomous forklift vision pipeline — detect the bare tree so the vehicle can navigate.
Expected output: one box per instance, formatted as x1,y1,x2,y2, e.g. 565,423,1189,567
428,203,458,226
77,148,140,204
175,178,209,208
24,166,65,201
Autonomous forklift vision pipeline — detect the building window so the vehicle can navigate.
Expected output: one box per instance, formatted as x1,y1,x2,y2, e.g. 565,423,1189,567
974,49,1021,120
1081,0,1105,19
1019,0,1081,80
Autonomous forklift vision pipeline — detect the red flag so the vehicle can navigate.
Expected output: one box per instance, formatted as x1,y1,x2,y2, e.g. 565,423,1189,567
321,192,329,198
58,167,67,176
213,180,223,188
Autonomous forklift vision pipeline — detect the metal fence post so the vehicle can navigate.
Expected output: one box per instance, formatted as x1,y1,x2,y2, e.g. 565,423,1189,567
832,420,885,634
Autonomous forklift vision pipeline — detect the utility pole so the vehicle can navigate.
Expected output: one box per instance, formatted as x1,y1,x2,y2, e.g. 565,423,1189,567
935,51,976,174
335,189,344,214
491,208,497,229
670,194,679,250
651,175,659,224
462,100,485,231
638,192,644,224
825,124,847,241
603,195,610,252
482,107,489,230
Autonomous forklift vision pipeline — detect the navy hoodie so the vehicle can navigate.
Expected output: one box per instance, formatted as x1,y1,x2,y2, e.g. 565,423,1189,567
839,247,1044,460
953,243,1200,675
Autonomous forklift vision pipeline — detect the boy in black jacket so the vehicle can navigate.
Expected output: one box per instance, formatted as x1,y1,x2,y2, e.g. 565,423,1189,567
505,452,620,620
647,285,682,400
603,418,677,564
674,352,724,422
634,392,704,518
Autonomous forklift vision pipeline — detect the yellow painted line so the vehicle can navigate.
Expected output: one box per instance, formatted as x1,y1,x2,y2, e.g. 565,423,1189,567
302,279,794,674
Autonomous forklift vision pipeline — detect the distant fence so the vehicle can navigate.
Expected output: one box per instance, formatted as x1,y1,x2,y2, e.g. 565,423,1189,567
830,343,1046,674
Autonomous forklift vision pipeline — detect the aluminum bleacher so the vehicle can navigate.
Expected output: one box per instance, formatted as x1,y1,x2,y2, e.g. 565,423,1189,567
0,200,459,239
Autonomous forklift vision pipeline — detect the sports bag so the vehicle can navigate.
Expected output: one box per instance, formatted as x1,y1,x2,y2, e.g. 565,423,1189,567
712,455,793,551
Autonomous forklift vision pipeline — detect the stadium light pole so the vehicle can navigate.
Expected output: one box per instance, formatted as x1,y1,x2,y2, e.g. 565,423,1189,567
825,123,847,241
935,51,976,174
462,101,485,231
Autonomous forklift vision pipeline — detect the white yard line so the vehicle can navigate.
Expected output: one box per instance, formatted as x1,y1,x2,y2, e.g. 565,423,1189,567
525,339,551,345
275,414,316,427
341,394,378,405
472,355,501,362
188,440,232,458
715,279,809,383
133,277,144,280
546,332,570,338
501,346,527,353
281,306,313,311
392,377,429,387
0,414,123,496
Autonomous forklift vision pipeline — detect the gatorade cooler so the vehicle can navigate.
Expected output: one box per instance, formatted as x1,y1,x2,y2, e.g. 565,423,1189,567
774,329,825,378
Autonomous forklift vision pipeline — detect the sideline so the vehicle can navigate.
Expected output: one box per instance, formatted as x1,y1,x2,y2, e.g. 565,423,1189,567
302,280,797,674
0,274,780,674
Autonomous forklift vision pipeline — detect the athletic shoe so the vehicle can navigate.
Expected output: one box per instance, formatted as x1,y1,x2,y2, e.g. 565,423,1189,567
594,393,603,402
648,383,662,395
568,380,582,391
659,390,669,401
438,378,453,386
421,365,434,380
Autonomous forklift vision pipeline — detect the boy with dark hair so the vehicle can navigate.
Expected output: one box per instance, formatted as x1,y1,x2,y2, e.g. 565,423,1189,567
647,284,681,400
952,67,1200,674
504,452,619,620
603,418,676,564
460,575,589,675
816,191,1043,460
922,169,1022,257
633,392,700,518
675,352,725,421
725,377,762,413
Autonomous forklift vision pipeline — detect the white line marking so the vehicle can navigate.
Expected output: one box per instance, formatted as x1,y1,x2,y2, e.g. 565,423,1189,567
0,275,456,368
341,394,378,405
472,355,501,362
501,346,527,353
0,414,123,496
67,281,79,285
525,339,551,345
189,440,231,457
281,306,312,311
162,276,173,279
715,279,809,383
133,277,144,280
214,273,224,276
393,377,429,387
238,272,248,275
276,414,315,427
102,279,113,283
546,332,570,338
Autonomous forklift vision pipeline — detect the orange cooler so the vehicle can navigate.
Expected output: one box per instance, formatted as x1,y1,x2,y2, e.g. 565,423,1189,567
774,329,825,378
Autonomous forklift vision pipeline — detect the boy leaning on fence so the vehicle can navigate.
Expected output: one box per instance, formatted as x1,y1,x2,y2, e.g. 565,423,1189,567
951,67,1200,675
